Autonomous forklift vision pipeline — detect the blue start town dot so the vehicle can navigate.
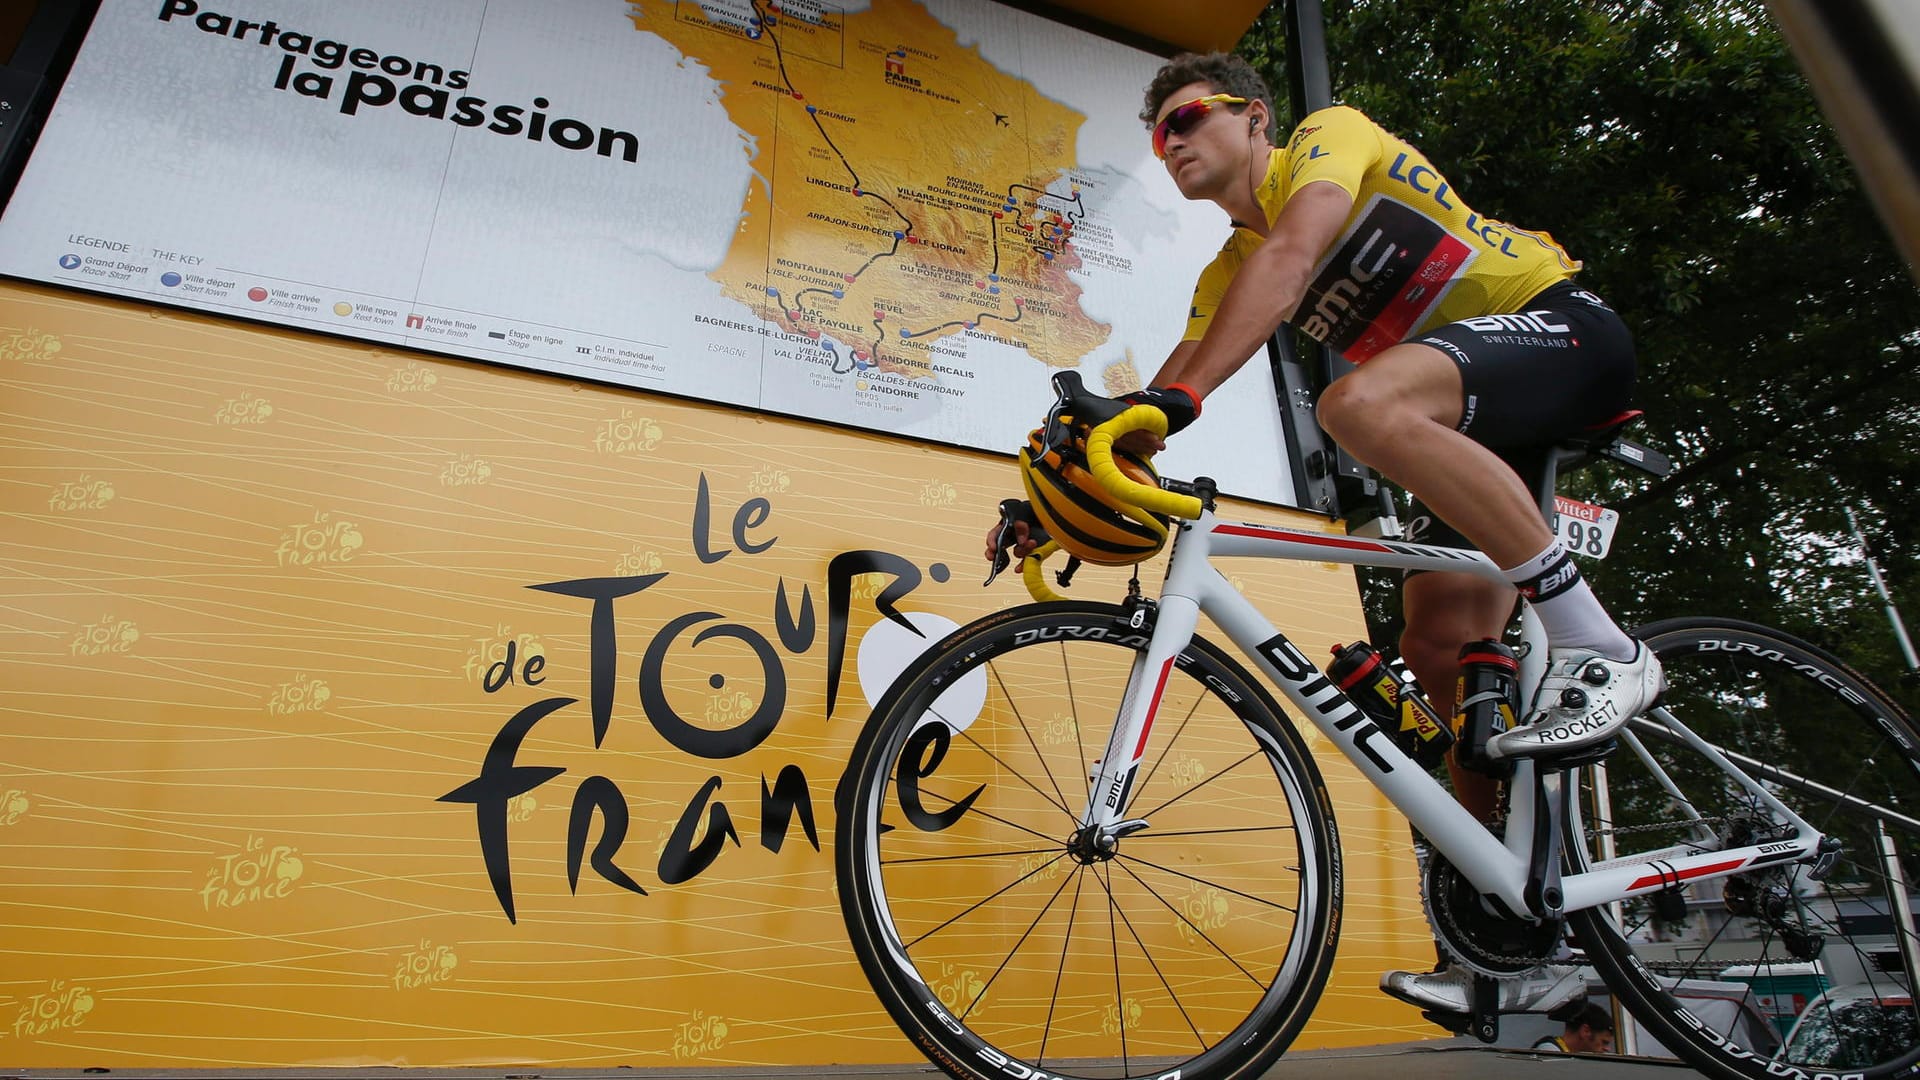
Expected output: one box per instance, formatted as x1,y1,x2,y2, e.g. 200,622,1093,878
58,254,81,270
160,272,182,287
833,289,845,298
765,286,778,296
899,328,910,338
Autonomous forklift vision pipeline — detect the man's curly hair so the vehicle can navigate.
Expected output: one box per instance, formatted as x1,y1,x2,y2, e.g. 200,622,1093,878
1140,52,1280,145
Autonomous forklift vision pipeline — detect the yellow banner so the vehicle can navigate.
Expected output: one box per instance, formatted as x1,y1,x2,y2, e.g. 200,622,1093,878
0,282,1432,1068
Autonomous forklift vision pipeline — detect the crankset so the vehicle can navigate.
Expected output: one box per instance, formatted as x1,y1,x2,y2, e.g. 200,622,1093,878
1423,848,1564,978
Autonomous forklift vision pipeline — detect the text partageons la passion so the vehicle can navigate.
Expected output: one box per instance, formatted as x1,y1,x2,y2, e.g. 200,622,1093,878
157,0,640,164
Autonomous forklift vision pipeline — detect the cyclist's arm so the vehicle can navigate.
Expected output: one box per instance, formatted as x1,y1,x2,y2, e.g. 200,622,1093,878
1151,180,1354,399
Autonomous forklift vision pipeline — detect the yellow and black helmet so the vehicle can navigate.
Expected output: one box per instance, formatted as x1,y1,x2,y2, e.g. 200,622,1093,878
1018,423,1170,566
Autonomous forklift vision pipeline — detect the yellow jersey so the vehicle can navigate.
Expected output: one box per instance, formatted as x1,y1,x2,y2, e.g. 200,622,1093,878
1183,105,1581,362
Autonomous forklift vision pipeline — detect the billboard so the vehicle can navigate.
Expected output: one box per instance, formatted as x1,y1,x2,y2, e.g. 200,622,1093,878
0,0,1296,505
0,281,1431,1067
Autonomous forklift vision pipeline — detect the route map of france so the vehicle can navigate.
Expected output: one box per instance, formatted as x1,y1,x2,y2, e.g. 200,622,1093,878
630,0,1113,387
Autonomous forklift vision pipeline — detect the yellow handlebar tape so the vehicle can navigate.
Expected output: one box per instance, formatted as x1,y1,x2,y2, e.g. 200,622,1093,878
1018,403,1205,601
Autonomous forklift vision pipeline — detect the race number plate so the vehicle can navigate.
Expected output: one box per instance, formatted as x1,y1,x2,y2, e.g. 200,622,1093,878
1554,495,1620,559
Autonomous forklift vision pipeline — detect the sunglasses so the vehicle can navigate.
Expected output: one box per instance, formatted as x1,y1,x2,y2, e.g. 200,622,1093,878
1151,94,1249,159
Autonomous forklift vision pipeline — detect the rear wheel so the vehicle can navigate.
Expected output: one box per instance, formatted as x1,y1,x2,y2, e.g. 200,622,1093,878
836,601,1339,1080
1568,617,1920,1079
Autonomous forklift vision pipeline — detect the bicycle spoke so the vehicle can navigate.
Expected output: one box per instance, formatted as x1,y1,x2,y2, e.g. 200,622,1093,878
904,851,1079,951
991,657,1077,818
1094,858,1208,1049
1129,692,1208,820
845,603,1332,1080
1112,857,1267,987
1133,750,1265,818
1115,852,1300,913
905,781,1070,846
960,859,1087,1023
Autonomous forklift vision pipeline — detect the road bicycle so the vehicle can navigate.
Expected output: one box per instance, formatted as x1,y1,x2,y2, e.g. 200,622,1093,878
835,373,1920,1080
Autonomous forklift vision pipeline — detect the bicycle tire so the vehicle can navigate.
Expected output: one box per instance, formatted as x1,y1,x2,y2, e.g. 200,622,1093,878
836,600,1339,1080
1567,616,1920,1079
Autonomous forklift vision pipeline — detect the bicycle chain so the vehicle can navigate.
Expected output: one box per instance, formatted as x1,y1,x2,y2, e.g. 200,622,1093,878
1427,812,1778,976
1421,849,1562,975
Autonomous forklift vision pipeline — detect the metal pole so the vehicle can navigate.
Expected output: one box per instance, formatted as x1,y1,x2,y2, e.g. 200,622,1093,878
1848,507,1920,672
1876,822,1920,1007
1586,762,1639,1056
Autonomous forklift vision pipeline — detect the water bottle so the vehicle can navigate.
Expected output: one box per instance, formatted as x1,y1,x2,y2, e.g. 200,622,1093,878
1327,642,1454,769
1454,639,1519,777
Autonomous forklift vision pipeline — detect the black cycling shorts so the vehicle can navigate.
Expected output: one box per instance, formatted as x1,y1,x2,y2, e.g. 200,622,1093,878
1402,280,1636,553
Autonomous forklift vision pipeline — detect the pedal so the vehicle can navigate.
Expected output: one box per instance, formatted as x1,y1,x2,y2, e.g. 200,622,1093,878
1420,1009,1473,1037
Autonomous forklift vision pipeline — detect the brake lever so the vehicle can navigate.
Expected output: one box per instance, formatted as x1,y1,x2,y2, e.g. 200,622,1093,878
984,499,1027,587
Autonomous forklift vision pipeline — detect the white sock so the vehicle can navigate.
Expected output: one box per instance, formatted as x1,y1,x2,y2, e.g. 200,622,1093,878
1501,540,1635,660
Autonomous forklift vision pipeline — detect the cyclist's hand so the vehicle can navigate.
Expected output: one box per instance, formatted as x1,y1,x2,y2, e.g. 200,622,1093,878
984,517,1039,564
1118,384,1201,436
985,499,1045,585
1115,428,1165,456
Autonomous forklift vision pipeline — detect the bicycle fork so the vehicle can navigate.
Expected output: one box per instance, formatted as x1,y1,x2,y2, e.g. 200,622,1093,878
1073,592,1200,854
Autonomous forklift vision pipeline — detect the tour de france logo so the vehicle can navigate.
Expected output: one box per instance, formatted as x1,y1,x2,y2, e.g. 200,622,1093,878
1175,882,1232,947
387,360,439,393
594,408,665,456
671,1009,729,1060
47,475,115,512
11,980,93,1039
0,328,61,362
200,835,304,911
392,940,458,990
275,511,364,568
0,788,29,827
614,546,664,576
215,392,274,425
70,615,138,657
439,453,494,488
917,479,958,508
267,674,331,715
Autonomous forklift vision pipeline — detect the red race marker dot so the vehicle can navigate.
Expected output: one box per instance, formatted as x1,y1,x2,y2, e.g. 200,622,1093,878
807,329,820,339
873,311,884,320
843,274,856,283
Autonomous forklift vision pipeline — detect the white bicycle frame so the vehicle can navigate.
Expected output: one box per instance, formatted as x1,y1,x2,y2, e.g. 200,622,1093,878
1078,506,1829,920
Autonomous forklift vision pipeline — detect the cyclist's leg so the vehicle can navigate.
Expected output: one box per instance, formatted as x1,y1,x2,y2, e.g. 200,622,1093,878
1316,340,1552,569
1399,568,1515,823
1323,284,1656,757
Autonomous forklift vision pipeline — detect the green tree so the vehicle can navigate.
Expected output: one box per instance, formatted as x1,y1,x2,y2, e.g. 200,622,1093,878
1238,0,1920,705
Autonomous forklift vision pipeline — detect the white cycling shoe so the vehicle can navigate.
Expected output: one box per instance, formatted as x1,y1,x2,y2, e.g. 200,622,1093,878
1380,963,1586,1016
1487,643,1664,759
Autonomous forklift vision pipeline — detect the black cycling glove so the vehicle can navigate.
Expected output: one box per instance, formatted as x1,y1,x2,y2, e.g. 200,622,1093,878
1118,384,1201,436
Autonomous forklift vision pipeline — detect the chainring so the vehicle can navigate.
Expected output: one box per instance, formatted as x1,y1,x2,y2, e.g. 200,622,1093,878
1423,848,1564,977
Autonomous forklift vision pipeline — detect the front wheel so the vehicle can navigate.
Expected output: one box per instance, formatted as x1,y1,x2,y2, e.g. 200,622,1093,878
1568,617,1920,1079
836,601,1339,1080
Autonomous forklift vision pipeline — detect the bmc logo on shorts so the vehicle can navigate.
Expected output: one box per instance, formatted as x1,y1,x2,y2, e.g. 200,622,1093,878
1461,311,1572,335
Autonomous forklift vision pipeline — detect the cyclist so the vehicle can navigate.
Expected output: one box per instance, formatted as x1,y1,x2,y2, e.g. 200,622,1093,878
1533,1000,1617,1054
988,51,1663,1020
